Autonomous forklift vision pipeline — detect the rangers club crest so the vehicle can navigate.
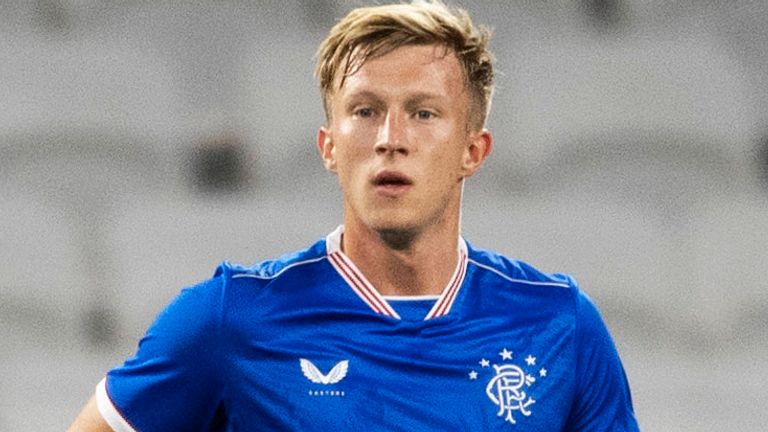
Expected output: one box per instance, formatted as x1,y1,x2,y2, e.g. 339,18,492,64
467,348,547,425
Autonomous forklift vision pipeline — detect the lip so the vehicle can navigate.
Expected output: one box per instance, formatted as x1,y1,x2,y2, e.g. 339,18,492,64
371,170,413,197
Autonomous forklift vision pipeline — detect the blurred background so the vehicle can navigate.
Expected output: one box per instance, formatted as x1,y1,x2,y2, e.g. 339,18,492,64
1,0,767,430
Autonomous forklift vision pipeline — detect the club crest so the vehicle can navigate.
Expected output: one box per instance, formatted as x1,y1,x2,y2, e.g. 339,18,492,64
467,349,547,425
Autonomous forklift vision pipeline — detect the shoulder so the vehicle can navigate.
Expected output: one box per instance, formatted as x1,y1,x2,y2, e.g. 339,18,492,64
145,238,331,348
466,242,577,292
162,238,329,321
216,237,329,285
463,242,589,322
466,242,614,345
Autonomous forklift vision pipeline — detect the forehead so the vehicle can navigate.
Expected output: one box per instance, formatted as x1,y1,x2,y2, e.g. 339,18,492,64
334,44,467,102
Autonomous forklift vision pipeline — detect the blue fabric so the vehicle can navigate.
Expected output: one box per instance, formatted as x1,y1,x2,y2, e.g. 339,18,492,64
105,237,639,431
386,298,437,321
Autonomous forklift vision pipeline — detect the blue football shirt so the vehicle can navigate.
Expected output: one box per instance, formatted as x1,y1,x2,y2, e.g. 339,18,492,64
96,226,639,431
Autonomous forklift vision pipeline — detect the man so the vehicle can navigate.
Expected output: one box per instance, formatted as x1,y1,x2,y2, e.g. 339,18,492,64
70,1,639,430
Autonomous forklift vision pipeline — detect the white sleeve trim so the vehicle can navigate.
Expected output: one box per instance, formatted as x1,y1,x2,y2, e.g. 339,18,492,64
96,377,138,432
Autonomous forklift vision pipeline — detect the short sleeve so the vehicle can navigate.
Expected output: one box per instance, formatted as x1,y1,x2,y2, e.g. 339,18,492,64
565,289,640,431
97,273,228,432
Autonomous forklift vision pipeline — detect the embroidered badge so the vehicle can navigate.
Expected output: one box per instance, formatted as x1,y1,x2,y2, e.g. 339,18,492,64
467,349,546,425
300,359,349,385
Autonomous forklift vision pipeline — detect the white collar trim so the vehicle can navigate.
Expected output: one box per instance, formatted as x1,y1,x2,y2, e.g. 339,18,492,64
325,225,469,320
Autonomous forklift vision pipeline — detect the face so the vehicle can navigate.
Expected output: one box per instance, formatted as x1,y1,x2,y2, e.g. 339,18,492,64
317,44,492,238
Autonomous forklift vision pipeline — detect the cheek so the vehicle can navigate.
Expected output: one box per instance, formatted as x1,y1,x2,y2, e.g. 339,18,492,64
336,119,355,138
332,143,368,187
334,142,365,172
335,122,374,157
428,139,467,172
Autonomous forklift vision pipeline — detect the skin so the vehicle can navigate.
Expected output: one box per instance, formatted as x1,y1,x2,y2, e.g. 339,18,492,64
318,43,492,296
68,42,493,431
67,395,111,431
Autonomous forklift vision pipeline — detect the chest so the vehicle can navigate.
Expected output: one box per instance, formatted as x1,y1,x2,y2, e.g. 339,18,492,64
222,313,577,431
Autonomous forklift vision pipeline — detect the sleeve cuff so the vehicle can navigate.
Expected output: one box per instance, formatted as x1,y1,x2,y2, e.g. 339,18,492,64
96,377,138,432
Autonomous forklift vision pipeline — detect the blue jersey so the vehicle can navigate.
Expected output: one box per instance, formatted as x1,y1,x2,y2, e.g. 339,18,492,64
96,226,639,431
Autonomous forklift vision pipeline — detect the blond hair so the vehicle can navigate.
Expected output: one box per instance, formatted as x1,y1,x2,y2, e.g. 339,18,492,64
315,0,494,129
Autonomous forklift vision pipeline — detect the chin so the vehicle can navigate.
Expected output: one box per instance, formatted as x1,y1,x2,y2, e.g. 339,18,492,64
374,226,419,250
370,220,417,235
366,215,423,249
366,210,417,231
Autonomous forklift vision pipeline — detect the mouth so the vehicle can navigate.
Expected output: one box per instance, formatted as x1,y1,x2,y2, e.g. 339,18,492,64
372,171,413,195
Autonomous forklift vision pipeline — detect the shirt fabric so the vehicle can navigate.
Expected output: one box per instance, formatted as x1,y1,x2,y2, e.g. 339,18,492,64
97,226,639,431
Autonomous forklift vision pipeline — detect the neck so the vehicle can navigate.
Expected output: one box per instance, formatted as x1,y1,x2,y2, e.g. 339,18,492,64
341,220,461,297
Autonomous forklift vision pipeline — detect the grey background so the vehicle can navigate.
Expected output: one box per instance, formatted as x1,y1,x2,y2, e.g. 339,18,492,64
1,1,767,430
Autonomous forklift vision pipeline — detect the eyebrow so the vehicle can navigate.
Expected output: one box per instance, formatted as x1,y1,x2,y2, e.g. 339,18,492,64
344,90,385,107
344,90,446,108
403,92,445,110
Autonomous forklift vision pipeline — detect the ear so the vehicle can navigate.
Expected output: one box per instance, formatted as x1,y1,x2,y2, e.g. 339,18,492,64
460,129,493,178
317,126,337,172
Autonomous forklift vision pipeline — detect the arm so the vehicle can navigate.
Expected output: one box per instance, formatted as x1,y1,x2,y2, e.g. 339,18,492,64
67,394,113,432
565,289,640,431
68,270,228,431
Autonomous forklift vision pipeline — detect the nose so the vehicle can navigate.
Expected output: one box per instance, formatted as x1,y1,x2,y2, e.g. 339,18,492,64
374,111,408,156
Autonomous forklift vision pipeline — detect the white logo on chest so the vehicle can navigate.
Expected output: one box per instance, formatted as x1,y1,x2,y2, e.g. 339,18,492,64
300,359,349,385
468,348,547,425
486,364,536,424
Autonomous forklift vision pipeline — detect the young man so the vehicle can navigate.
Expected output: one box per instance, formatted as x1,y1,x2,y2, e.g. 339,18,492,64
70,1,639,430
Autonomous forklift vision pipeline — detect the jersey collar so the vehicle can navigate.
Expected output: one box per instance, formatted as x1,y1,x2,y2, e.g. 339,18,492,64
325,225,468,321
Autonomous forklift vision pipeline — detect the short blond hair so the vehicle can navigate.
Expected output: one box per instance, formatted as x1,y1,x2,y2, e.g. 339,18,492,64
315,0,494,129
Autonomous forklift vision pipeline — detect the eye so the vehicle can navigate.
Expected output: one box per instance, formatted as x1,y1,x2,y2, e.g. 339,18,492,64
416,110,434,120
355,107,374,118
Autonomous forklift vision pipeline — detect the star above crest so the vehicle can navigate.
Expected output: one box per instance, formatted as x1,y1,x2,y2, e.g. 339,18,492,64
499,348,513,360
